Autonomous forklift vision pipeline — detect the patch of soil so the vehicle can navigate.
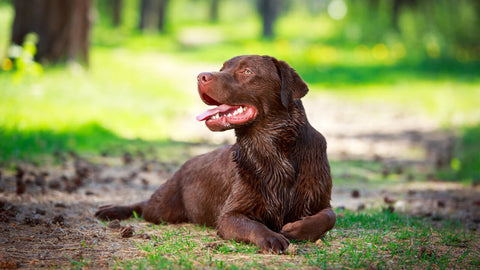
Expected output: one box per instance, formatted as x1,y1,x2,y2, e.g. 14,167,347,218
0,156,175,268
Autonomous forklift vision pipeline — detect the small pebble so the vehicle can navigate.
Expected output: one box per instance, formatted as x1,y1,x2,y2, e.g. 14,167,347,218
384,196,396,205
52,215,65,225
120,225,134,238
0,257,18,269
314,239,324,247
54,203,66,208
108,220,121,229
204,241,223,250
137,233,151,240
286,244,299,255
23,217,42,226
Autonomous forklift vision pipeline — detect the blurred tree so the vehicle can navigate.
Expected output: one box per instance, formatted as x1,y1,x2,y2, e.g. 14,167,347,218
112,0,123,27
139,0,170,33
157,0,169,32
97,0,123,27
392,0,417,31
257,0,282,38
210,0,220,22
138,0,149,30
11,0,91,65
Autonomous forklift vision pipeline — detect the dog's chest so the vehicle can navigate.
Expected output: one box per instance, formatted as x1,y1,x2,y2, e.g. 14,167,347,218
233,132,320,230
262,178,320,229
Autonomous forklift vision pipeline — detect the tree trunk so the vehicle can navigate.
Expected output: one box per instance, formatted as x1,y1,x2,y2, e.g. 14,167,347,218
392,0,402,31
112,0,123,27
392,0,418,31
257,0,281,38
139,0,169,33
138,0,150,30
157,0,169,33
209,0,220,22
11,0,92,65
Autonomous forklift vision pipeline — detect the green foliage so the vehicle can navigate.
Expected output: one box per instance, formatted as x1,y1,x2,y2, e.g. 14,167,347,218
343,0,479,48
89,0,480,62
457,125,480,183
439,124,480,183
4,33,44,81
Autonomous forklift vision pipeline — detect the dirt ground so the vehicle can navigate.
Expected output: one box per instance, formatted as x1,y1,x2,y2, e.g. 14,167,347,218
1,94,479,268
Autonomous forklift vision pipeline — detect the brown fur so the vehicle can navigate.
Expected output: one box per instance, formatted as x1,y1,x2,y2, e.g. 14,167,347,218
95,55,336,253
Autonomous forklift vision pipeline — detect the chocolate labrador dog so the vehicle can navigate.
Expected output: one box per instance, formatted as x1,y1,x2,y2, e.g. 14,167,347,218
95,55,336,253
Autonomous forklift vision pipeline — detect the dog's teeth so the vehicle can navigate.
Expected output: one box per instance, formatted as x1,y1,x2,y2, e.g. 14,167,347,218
235,107,244,114
210,108,246,120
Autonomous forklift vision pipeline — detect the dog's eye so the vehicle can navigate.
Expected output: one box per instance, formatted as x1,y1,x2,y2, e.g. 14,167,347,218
243,69,253,75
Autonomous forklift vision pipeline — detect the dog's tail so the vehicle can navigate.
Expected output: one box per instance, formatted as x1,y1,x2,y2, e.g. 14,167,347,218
94,201,146,221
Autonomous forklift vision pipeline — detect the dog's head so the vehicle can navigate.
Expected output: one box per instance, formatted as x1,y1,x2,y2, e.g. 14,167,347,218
196,55,308,131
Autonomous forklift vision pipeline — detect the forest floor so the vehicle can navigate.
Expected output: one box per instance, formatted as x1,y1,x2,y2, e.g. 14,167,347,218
1,92,479,269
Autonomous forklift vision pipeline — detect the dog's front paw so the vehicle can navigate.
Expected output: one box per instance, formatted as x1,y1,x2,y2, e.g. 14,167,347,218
280,218,311,241
94,205,133,221
257,232,290,254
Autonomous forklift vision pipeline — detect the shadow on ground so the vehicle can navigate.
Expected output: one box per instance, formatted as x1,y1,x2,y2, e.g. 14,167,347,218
0,122,222,166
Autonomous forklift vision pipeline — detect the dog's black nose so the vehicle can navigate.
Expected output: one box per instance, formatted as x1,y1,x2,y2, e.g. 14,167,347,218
198,72,213,83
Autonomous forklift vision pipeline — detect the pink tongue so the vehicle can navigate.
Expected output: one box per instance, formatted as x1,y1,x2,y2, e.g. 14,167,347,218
196,104,236,121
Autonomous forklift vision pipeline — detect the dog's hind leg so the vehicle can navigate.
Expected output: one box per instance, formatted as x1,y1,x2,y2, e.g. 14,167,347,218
141,182,188,224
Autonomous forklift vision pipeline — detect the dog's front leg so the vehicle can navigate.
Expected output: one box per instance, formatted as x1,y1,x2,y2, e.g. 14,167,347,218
216,213,290,253
280,208,336,241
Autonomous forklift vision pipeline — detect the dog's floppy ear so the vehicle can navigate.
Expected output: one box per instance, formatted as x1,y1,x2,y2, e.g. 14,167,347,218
269,57,309,108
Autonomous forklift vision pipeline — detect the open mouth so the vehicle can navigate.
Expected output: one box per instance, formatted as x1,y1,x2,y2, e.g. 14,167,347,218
196,94,257,129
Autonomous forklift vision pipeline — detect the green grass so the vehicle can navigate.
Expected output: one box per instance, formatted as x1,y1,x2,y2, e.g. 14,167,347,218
103,209,479,269
0,46,195,164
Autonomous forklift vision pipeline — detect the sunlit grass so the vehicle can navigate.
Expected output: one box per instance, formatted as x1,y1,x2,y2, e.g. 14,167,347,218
0,48,190,138
0,45,195,162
